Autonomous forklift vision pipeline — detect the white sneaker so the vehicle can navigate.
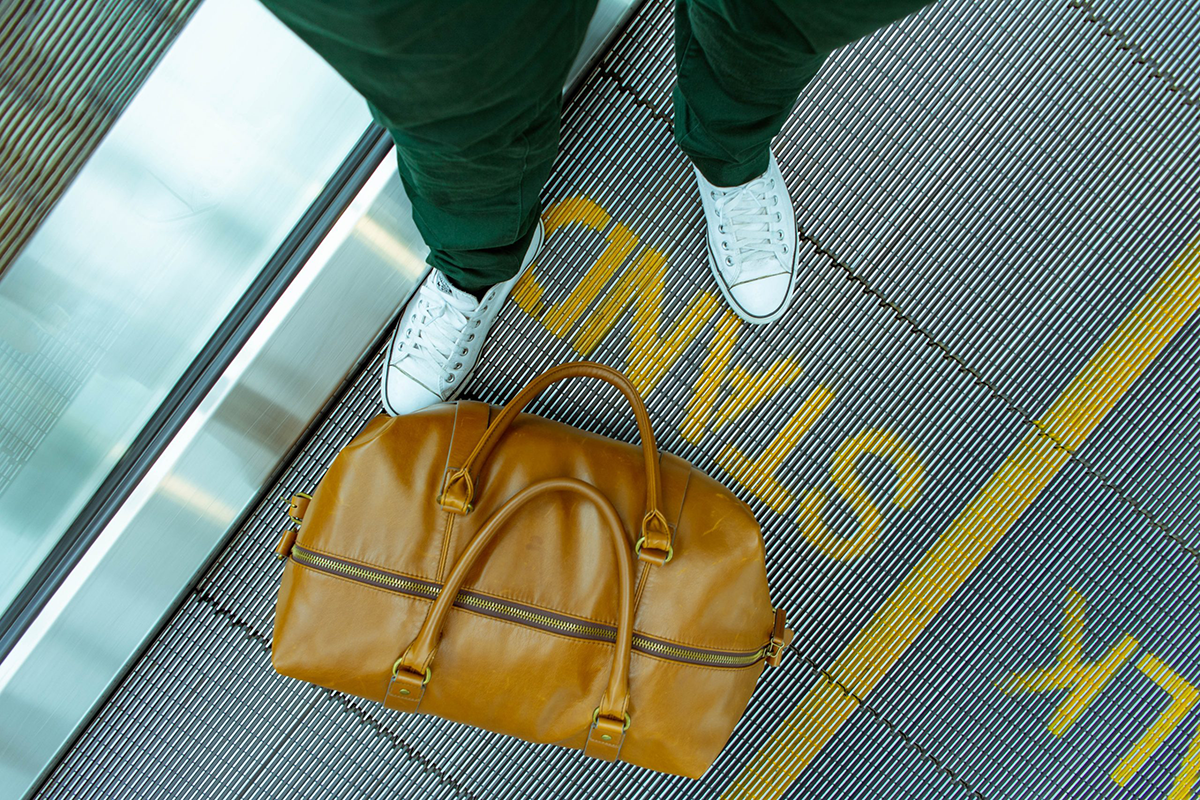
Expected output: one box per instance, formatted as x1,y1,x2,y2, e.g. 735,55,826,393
381,220,544,415
696,152,798,325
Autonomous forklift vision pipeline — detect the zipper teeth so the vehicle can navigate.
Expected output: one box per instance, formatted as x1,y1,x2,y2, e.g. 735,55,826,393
455,593,614,638
290,546,765,668
294,548,436,597
634,637,765,667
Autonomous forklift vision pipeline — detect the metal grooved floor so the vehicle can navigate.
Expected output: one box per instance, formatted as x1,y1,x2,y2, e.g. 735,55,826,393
37,0,1200,798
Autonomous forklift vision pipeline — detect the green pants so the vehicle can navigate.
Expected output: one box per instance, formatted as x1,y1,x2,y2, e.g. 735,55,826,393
261,0,929,291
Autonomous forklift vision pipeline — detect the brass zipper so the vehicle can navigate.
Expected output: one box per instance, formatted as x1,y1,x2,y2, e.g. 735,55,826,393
290,545,766,668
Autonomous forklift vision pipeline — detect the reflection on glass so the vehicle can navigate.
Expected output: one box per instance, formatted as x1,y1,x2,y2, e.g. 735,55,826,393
0,0,371,614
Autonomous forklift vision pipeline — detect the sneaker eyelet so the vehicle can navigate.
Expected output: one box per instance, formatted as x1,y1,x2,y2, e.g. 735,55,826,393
473,321,481,328
468,334,476,341
718,224,725,234
725,256,734,266
775,213,782,222
710,191,717,200
447,375,455,383
461,348,468,355
721,241,730,250
454,362,462,369
782,245,789,253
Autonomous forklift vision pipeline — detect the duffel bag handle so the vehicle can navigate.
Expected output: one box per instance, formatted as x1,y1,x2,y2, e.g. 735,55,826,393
439,361,673,565
390,477,635,762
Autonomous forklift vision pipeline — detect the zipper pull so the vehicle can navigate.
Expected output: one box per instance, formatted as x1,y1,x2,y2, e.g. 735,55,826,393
765,608,793,667
273,492,312,560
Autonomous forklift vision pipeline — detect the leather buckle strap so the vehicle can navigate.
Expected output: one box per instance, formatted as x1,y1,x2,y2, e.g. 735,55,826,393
584,708,630,762
437,402,490,515
273,529,298,560
274,492,312,559
385,661,431,713
765,608,793,668
633,537,672,566
286,492,312,524
438,469,474,515
636,509,673,565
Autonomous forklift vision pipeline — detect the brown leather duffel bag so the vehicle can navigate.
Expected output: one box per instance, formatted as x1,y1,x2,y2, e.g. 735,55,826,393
271,361,792,778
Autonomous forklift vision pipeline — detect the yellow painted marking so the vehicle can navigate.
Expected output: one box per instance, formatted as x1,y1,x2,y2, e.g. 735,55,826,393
724,233,1200,800
717,385,836,514
798,429,926,561
994,588,1139,735
682,311,806,445
574,247,721,394
1111,653,1200,785
514,196,621,319
512,264,547,317
1169,720,1200,800
519,195,726,398
683,311,743,443
544,223,638,336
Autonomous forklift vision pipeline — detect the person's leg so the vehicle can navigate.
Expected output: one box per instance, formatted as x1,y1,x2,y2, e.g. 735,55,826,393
675,0,931,325
260,0,598,292
674,0,932,187
259,0,597,413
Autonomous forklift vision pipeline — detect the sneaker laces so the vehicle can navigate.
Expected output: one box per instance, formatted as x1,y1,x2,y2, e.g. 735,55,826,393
395,273,477,387
714,176,786,283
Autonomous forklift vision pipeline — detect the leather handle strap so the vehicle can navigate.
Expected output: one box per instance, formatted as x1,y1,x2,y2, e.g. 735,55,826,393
390,478,635,758
439,361,672,564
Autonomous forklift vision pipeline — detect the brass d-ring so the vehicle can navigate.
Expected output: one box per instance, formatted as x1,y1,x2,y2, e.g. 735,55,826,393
392,659,432,685
634,536,673,564
591,707,631,732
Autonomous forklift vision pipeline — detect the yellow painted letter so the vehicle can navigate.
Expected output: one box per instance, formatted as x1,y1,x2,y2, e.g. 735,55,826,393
573,247,720,395
995,587,1139,736
716,385,836,515
1111,653,1200,786
1169,720,1200,800
798,429,925,561
515,196,637,328
681,310,806,445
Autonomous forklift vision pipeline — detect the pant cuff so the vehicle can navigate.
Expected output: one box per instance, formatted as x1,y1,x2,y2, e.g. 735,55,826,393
686,149,771,188
427,207,541,292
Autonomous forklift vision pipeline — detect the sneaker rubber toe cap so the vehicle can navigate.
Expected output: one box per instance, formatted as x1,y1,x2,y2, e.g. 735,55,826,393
729,272,791,320
382,366,442,416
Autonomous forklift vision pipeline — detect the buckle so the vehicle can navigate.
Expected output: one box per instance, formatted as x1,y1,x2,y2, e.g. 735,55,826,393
285,492,312,524
634,536,673,565
765,607,792,667
391,660,432,685
591,707,631,733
